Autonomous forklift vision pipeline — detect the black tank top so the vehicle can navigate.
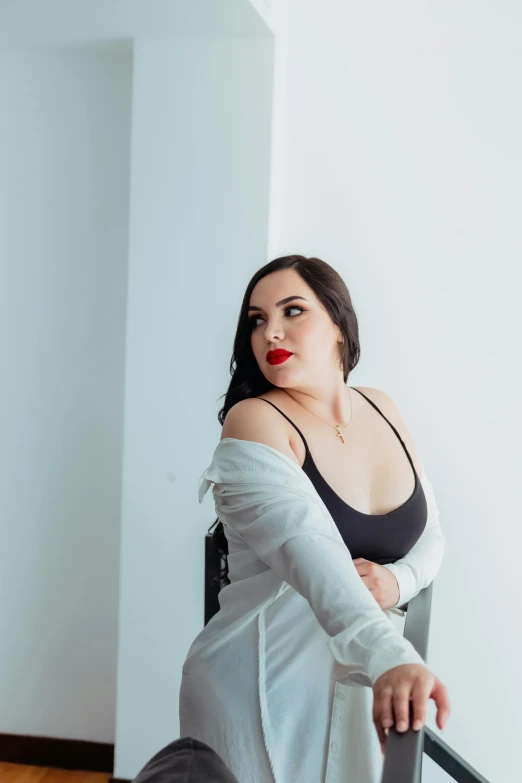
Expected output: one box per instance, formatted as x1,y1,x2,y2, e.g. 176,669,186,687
259,388,427,565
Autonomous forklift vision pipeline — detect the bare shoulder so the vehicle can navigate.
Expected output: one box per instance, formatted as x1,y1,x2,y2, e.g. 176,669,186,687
351,386,423,476
220,397,300,464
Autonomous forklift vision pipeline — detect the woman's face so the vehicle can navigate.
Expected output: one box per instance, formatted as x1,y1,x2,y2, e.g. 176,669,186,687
248,268,343,388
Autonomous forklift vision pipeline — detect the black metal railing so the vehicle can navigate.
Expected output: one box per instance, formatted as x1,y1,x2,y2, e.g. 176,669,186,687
204,534,488,783
381,582,432,782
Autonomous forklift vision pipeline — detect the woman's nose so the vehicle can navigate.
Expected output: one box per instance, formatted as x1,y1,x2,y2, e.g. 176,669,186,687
263,321,285,341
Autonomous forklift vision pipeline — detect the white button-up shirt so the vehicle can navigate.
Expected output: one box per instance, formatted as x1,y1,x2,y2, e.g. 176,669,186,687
179,437,445,783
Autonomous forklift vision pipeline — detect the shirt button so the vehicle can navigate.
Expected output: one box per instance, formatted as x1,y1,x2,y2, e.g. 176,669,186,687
331,741,339,751
338,692,345,700
335,716,343,726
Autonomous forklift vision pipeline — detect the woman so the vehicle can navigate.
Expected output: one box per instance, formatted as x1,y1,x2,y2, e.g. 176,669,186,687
179,255,450,783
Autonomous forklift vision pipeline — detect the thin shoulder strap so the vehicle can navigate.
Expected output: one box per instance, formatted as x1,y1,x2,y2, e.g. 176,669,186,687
258,398,310,452
350,387,415,470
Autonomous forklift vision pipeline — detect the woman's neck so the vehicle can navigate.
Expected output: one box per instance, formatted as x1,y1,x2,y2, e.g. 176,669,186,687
281,381,352,425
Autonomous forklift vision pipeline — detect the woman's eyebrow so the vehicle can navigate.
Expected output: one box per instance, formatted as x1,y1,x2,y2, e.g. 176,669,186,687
248,295,309,312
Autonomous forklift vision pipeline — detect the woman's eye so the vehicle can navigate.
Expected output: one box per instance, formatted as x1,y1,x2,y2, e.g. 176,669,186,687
248,307,304,329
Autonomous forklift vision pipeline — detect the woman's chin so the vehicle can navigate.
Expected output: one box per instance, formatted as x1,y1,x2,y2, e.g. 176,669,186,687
268,370,298,387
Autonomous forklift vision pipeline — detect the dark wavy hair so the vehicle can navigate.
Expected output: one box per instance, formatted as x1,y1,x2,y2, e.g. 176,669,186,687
208,254,361,587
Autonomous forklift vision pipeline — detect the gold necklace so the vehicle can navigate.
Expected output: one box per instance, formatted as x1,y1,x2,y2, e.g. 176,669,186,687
284,387,353,444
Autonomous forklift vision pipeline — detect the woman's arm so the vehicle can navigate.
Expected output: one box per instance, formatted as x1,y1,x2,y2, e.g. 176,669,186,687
382,466,445,609
354,388,446,610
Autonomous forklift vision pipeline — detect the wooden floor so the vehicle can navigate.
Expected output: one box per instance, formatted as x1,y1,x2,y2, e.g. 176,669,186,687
0,764,111,783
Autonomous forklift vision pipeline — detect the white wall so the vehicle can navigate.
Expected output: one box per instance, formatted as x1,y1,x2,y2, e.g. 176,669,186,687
0,0,272,43
0,0,274,764
272,2,521,781
423,755,454,783
0,46,132,741
113,36,274,779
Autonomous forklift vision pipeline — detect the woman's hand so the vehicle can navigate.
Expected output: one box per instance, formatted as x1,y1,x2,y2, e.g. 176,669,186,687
373,663,450,754
353,557,401,610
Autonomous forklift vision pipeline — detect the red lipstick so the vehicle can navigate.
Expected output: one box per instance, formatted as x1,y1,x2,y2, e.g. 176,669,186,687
266,349,293,365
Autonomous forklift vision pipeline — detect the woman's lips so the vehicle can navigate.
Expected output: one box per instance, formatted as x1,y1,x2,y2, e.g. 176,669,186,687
267,351,293,365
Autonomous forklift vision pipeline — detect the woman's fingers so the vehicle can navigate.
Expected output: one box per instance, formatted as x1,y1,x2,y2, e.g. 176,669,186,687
373,664,450,745
410,674,432,730
392,682,412,731
373,683,394,730
373,683,392,754
431,678,451,730
373,718,387,754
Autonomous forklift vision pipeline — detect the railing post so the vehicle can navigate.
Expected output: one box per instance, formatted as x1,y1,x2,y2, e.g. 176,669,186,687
381,582,433,783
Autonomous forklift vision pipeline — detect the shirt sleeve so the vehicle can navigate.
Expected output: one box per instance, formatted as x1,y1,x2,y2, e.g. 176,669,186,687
382,466,445,610
211,479,427,688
